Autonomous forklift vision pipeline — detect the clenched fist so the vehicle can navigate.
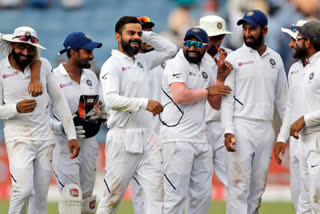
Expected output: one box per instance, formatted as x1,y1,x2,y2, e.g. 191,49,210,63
207,85,231,97
146,100,164,116
16,99,37,113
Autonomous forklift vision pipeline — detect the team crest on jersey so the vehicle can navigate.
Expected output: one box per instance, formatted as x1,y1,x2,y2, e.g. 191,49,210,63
269,58,276,66
137,62,143,69
86,79,92,86
309,72,314,80
161,62,166,69
201,71,208,79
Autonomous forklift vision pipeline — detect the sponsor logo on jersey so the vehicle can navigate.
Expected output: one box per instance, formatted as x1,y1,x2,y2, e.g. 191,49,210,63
161,62,166,69
86,79,92,86
201,71,208,79
291,70,299,75
69,188,79,197
60,82,73,88
121,67,131,72
238,61,254,67
189,72,197,76
2,72,18,79
309,72,314,80
137,62,143,69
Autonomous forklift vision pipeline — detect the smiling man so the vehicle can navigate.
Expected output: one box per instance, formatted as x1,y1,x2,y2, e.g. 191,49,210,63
160,27,232,214
221,10,288,214
97,16,177,214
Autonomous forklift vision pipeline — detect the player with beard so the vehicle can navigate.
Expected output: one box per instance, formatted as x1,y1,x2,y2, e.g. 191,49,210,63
221,10,288,214
97,16,177,214
160,27,232,214
274,20,312,213
50,32,104,214
285,20,320,212
0,26,79,214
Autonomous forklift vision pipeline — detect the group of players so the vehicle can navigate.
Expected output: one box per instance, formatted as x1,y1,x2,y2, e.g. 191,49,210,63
1,8,320,214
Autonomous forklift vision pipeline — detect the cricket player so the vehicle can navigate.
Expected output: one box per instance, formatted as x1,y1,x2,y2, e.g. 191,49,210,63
0,26,79,214
274,20,312,213
200,15,234,186
131,16,172,214
287,21,320,212
97,16,177,214
160,27,232,214
221,10,288,214
50,32,104,214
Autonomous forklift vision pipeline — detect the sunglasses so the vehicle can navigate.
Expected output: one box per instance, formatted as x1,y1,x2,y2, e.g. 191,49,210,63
296,35,310,40
138,16,151,23
184,40,207,49
13,35,39,44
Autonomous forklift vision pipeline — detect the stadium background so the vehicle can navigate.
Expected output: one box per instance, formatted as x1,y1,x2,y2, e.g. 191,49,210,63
0,0,319,213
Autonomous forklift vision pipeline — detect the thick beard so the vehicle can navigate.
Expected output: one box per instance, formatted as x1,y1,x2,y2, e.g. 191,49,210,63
121,39,141,56
207,45,218,57
244,31,263,49
76,59,91,69
294,44,307,61
11,50,34,69
183,50,205,64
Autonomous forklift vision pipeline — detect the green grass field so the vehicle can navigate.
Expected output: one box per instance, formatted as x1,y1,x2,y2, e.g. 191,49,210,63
0,200,295,213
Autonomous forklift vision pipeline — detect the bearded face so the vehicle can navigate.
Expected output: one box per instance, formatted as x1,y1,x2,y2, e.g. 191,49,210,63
11,43,36,69
244,30,264,49
121,38,142,56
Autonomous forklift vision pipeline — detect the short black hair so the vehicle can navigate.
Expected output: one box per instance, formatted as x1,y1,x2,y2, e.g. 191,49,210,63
115,16,140,33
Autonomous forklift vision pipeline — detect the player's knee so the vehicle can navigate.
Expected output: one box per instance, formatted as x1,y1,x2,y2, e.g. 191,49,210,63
14,183,33,199
82,195,96,214
59,184,82,214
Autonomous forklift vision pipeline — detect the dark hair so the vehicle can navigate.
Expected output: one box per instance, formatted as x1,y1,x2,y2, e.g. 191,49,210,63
66,48,80,58
115,16,140,33
311,39,320,52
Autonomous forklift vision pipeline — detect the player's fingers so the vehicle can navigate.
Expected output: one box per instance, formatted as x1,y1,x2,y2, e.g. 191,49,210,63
213,56,218,65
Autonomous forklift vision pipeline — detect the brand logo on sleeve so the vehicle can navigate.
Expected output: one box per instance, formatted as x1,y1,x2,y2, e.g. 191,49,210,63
238,61,254,67
173,73,182,77
161,62,166,69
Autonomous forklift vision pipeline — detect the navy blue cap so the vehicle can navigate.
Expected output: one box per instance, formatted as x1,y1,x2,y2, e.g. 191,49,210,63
237,10,268,27
184,27,208,43
59,32,102,55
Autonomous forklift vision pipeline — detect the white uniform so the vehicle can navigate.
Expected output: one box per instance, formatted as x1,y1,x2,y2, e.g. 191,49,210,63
97,31,177,214
205,47,232,186
277,60,311,213
294,51,320,213
51,63,100,200
160,50,215,214
0,57,76,214
221,44,287,214
131,60,167,214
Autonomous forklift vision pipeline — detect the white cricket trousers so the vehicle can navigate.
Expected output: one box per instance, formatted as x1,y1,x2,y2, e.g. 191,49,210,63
6,140,54,214
53,138,99,199
299,131,320,213
163,141,213,214
96,128,163,214
207,121,227,186
289,137,311,214
226,118,274,214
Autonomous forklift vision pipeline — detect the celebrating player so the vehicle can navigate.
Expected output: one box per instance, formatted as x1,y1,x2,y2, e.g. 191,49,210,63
97,16,177,214
51,32,105,214
0,26,79,214
160,27,232,214
221,10,288,213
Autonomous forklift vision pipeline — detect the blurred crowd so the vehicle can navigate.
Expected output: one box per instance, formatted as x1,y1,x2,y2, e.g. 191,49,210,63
0,0,85,9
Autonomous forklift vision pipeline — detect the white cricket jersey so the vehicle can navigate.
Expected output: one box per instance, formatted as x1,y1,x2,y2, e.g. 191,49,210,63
0,57,76,142
51,63,101,143
205,47,233,122
277,60,305,142
298,52,320,135
100,31,177,129
160,50,216,143
147,61,166,134
221,44,288,134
